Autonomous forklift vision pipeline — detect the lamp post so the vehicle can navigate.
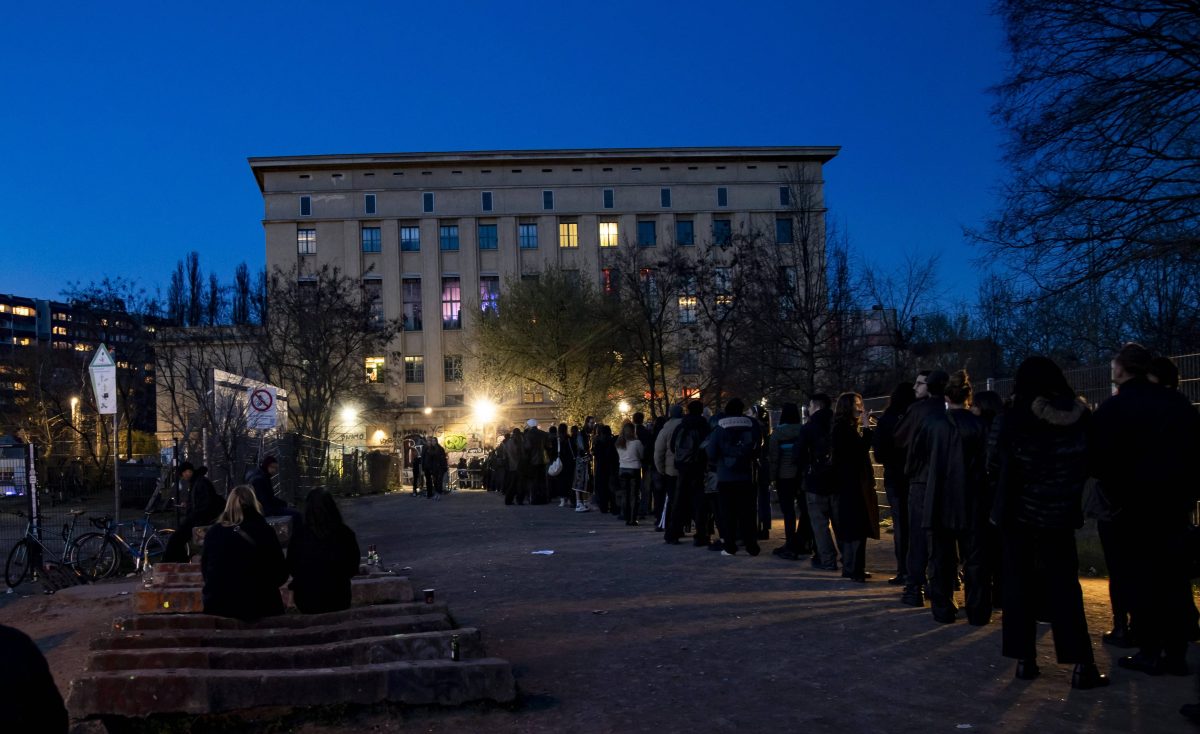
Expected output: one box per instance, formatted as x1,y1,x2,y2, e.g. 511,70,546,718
618,400,631,423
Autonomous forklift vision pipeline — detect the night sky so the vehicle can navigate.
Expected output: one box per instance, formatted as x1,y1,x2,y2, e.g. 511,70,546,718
0,1,1006,303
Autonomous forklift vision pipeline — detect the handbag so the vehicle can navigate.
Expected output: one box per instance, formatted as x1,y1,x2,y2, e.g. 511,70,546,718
547,437,563,477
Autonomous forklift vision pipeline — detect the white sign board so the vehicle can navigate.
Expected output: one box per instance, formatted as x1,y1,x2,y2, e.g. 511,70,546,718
246,386,278,430
88,344,118,415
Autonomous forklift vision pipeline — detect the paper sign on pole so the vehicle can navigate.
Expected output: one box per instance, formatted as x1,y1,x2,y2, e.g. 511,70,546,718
246,386,278,430
88,344,118,415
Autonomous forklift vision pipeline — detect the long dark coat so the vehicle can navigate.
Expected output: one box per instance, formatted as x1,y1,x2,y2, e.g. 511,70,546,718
832,422,880,541
288,523,361,614
201,510,288,621
920,408,987,531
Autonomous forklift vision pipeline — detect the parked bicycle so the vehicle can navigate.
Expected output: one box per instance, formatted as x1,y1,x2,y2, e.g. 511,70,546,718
4,508,110,588
70,510,174,581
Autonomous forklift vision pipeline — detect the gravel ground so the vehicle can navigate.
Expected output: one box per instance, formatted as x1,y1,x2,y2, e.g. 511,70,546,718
1,488,1197,733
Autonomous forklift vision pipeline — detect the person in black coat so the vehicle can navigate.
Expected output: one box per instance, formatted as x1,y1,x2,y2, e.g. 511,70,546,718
163,462,223,562
201,485,289,622
830,393,878,581
872,382,917,585
288,488,361,614
989,356,1108,690
593,425,619,515
246,456,288,516
421,437,449,498
802,395,838,570
894,370,949,607
1089,343,1200,675
0,624,68,734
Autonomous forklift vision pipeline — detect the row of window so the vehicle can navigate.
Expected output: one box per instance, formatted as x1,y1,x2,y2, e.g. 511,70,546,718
366,349,699,387
299,218,796,255
298,186,792,218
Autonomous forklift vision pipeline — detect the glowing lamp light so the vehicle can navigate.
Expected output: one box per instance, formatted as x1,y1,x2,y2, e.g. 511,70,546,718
473,399,497,423
372,430,387,444
423,407,433,416
340,406,358,424
618,400,631,414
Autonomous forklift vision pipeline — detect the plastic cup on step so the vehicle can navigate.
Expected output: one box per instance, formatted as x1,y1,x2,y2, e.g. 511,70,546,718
423,588,435,604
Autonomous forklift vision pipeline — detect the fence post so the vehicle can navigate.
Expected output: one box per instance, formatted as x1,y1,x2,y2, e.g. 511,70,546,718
26,442,39,540
986,378,994,392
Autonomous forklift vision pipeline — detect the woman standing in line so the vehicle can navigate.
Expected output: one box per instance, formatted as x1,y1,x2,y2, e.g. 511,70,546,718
615,422,645,526
830,392,878,582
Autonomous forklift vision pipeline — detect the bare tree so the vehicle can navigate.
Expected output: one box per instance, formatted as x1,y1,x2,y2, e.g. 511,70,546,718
232,262,252,326
862,250,944,385
186,252,204,327
167,261,186,326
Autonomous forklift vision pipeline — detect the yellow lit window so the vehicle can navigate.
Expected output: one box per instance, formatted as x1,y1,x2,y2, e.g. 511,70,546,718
599,221,619,248
52,326,67,336
365,356,385,383
0,304,8,313
12,307,33,317
678,296,698,324
558,222,578,248
12,337,30,346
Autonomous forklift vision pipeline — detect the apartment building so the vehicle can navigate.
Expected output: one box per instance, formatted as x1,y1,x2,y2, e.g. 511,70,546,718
249,146,838,445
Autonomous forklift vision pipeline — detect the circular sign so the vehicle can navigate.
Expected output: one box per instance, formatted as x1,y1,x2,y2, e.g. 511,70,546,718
250,389,274,412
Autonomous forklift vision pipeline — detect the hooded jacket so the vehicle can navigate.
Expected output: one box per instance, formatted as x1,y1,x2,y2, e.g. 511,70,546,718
706,414,763,483
769,423,805,481
654,405,685,477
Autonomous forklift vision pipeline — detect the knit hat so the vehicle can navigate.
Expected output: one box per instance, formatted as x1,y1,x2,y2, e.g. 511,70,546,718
526,419,538,428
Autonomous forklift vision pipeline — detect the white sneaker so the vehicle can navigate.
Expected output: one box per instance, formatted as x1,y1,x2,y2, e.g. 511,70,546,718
575,503,590,513
720,550,734,556
558,498,565,507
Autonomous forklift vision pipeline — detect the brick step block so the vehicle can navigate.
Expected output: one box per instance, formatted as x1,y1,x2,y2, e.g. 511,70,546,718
134,587,202,615
150,563,197,575
153,572,203,586
113,601,447,632
68,657,517,717
91,614,452,651
135,575,415,614
191,515,294,550
87,627,485,672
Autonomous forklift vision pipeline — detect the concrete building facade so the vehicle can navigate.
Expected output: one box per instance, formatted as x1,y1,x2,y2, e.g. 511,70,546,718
249,146,838,446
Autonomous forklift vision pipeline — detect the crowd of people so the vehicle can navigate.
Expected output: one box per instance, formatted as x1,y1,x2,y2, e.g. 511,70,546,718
478,344,1200,696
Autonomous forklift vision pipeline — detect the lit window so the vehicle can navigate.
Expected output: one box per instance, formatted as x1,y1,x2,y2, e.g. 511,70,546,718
480,276,500,313
519,223,538,249
678,296,698,324
297,228,316,255
12,306,33,317
12,337,31,346
439,224,460,251
300,196,311,216
444,355,463,382
441,277,461,329
776,218,794,244
365,356,385,383
402,278,422,331
404,356,425,383
0,304,8,313
599,221,619,248
637,221,657,247
716,294,734,318
400,226,420,252
361,227,381,253
522,384,546,404
558,222,578,248
52,326,67,336
478,224,498,250
365,193,376,215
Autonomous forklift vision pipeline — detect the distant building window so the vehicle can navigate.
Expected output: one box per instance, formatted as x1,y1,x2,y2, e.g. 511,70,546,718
713,218,732,246
300,196,311,216
480,275,500,313
481,191,493,211
639,268,658,298
444,355,464,382
558,222,578,248
442,277,461,329
519,223,538,249
637,221,657,248
51,326,67,336
563,269,581,291
404,356,425,383
439,224,460,251
297,228,316,255
362,279,383,324
523,384,546,404
779,186,790,206
776,218,794,244
361,227,381,253
603,189,614,209
681,349,699,375
599,221,619,248
445,394,465,407
400,226,420,252
661,188,671,208
402,278,422,330
717,187,728,207
543,190,554,210
478,224,498,250
676,220,694,246
365,193,376,215
601,268,619,297
405,395,425,408
678,295,698,324
423,192,434,213
365,356,385,383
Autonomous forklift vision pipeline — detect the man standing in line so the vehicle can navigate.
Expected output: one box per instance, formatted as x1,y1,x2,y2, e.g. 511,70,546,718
633,412,655,520
523,419,549,504
655,404,685,542
672,401,711,546
706,397,764,556
802,394,838,570
421,436,449,499
503,428,525,505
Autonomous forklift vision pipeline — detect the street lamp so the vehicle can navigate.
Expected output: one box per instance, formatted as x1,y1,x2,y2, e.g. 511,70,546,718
472,399,497,424
423,406,433,416
341,406,358,424
618,400,631,415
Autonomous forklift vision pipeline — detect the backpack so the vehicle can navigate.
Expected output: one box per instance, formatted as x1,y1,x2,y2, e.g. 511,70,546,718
777,437,802,480
672,424,705,472
721,429,755,469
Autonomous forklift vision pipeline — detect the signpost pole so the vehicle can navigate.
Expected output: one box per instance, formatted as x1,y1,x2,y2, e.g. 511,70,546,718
89,343,120,525
113,410,120,525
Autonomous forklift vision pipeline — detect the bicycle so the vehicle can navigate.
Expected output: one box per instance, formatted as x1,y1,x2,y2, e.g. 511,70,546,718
70,510,174,581
4,508,107,588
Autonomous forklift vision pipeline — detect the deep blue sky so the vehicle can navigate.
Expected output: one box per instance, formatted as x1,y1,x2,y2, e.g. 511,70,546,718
0,2,1006,304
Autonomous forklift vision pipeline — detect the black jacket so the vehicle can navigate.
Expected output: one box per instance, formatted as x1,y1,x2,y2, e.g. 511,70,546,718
523,427,549,468
185,473,222,527
201,510,288,621
800,408,834,495
894,396,946,483
0,624,68,734
422,444,448,475
246,467,287,517
923,408,987,531
989,396,1090,530
832,421,879,540
287,523,361,614
671,414,712,474
871,410,909,490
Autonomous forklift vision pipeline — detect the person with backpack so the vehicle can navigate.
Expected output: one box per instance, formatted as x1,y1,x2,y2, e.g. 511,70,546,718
615,421,645,525
802,394,838,570
655,404,685,542
671,400,712,546
770,402,812,560
706,397,764,556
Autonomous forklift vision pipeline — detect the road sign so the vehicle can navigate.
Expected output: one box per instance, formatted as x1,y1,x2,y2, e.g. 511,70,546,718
88,344,118,415
246,386,277,430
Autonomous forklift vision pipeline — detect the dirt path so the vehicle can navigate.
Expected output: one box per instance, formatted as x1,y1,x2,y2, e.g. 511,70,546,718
2,490,1196,733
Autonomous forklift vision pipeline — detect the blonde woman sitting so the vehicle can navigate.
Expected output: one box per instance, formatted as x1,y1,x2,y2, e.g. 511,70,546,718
201,485,289,621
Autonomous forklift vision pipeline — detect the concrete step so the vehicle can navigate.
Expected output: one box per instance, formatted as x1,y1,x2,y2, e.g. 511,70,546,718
113,601,447,632
91,614,452,651
67,657,517,717
87,627,484,672
134,574,415,614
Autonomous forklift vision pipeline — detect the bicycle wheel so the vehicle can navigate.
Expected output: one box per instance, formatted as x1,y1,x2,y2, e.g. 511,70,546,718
5,540,32,587
70,533,121,581
142,529,172,568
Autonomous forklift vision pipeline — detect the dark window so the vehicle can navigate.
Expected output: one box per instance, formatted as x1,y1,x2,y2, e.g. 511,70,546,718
400,226,420,252
660,188,671,208
445,394,464,407
405,395,425,408
404,356,425,383
478,224,498,250
361,227,381,253
681,349,700,375
601,268,619,297
300,196,311,216
481,191,493,211
675,220,694,246
603,189,614,209
402,278,422,330
519,223,538,249
362,279,383,324
713,219,732,246
444,355,464,382
439,224,460,251
365,193,376,215
423,192,434,213
717,187,728,207
779,186,790,206
637,221,657,247
776,218,794,244
442,277,461,329
480,275,500,313
543,190,554,210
